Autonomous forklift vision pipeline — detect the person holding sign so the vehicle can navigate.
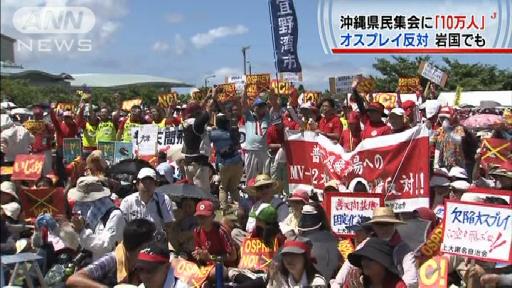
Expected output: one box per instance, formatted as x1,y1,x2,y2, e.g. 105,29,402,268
96,107,117,143
242,97,271,180
150,106,181,128
27,104,55,176
77,98,100,156
339,111,362,152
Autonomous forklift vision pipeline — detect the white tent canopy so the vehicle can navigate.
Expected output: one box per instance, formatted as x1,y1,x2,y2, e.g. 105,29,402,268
437,91,512,107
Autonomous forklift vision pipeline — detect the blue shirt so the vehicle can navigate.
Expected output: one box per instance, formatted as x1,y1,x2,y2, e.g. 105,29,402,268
244,110,269,151
210,128,243,166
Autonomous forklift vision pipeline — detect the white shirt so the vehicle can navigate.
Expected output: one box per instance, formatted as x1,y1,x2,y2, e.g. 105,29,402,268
79,209,125,261
120,192,175,230
0,125,34,162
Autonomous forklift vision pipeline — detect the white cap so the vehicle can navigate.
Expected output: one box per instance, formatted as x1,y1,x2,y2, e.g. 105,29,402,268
137,167,157,180
390,107,405,116
460,193,483,203
449,166,468,180
422,100,441,119
0,181,18,200
1,202,21,220
450,180,470,191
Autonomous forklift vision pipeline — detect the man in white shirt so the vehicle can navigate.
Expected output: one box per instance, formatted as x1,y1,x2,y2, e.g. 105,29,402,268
1,114,33,163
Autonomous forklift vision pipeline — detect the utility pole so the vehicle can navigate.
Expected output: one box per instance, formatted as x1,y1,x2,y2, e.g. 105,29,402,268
241,46,250,75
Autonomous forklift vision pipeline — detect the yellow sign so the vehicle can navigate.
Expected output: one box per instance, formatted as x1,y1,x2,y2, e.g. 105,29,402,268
216,83,237,102
373,93,397,109
303,91,321,104
356,77,375,94
419,256,448,288
337,239,355,260
271,79,292,95
245,73,271,102
398,77,420,93
158,92,179,108
238,237,278,272
56,102,76,113
192,90,206,102
23,120,47,135
121,99,142,111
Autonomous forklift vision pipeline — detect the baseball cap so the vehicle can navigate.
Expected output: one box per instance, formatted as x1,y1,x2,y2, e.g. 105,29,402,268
137,167,157,180
288,189,309,204
438,106,454,118
256,205,278,224
195,200,214,217
390,107,405,116
253,98,267,107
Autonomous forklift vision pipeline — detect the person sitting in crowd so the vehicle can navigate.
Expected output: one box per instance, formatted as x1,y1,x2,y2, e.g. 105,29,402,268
192,200,237,267
68,176,125,261
155,151,174,185
347,238,407,288
280,189,309,238
244,174,289,233
66,219,157,287
117,105,144,142
268,236,327,287
318,98,343,141
1,181,19,205
167,198,197,256
340,111,362,152
120,168,175,245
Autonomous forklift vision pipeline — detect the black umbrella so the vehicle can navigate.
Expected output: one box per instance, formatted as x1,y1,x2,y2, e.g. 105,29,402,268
155,184,218,203
108,159,152,176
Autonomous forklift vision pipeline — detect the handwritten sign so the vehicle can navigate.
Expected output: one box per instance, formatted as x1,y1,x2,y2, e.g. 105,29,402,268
97,141,115,166
355,77,375,94
131,124,159,156
303,91,321,104
238,237,278,272
324,192,383,236
442,200,512,263
270,79,292,95
337,239,355,260
191,90,206,102
419,62,448,87
398,77,420,93
480,138,511,167
56,102,76,113
19,187,65,219
121,99,142,111
23,120,47,135
419,256,448,288
158,92,179,108
11,154,45,181
216,83,237,102
171,258,213,288
245,73,271,103
418,222,444,260
63,138,82,164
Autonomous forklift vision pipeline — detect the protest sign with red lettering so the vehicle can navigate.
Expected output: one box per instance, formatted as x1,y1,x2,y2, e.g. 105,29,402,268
19,187,66,219
465,187,512,205
171,258,213,288
216,83,237,102
23,120,47,135
324,192,383,236
441,200,512,263
238,237,278,272
418,222,444,261
245,73,271,104
11,154,45,181
480,138,511,167
419,256,448,288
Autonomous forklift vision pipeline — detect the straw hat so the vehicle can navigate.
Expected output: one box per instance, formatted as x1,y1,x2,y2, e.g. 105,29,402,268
244,174,282,196
68,176,111,202
367,207,405,225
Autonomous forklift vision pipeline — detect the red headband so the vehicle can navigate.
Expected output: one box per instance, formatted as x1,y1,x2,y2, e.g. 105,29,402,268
137,252,169,263
283,240,310,253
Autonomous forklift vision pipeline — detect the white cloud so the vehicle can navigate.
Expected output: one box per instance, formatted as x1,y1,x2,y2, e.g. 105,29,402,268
152,41,170,52
301,60,371,90
174,34,186,55
191,25,248,48
211,67,243,82
165,12,184,23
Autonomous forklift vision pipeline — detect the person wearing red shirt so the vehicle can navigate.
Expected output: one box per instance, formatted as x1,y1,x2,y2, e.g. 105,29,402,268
26,104,55,176
193,200,237,267
318,98,342,141
340,112,362,152
50,102,82,186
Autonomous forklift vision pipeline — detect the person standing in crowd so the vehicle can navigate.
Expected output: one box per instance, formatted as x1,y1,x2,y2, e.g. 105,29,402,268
68,176,125,261
77,99,100,157
192,200,237,267
268,236,327,288
367,207,418,287
96,107,117,143
388,108,407,134
181,102,211,193
347,238,407,288
155,151,175,185
117,105,144,142
26,104,54,176
50,102,82,186
433,106,466,169
1,114,34,166
340,111,362,152
210,113,243,210
66,219,156,287
244,175,289,233
120,168,175,243
242,97,271,180
280,189,309,237
150,106,180,128
318,98,343,141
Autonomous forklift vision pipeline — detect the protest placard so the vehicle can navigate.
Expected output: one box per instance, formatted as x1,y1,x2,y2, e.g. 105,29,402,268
337,239,355,260
442,200,512,263
418,256,448,288
121,98,142,111
355,77,375,94
302,91,321,104
171,258,213,288
324,192,383,236
216,83,237,102
97,141,116,166
63,138,82,164
418,222,444,260
11,154,45,181
131,124,159,156
245,73,271,103
238,237,278,272
157,126,184,151
191,90,206,102
56,102,76,113
158,92,179,108
270,79,292,95
114,142,133,164
373,93,397,109
398,77,420,93
19,187,65,219
226,75,246,92
480,138,511,167
419,62,448,87
23,120,47,135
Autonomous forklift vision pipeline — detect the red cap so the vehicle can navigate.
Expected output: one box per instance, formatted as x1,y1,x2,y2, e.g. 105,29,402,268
438,106,454,118
402,100,416,116
195,200,214,217
347,111,360,124
288,189,309,204
367,102,385,114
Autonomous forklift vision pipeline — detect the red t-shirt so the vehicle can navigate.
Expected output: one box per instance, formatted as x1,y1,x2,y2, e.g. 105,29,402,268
29,122,54,153
50,110,79,148
282,113,300,130
361,118,391,140
319,115,342,137
340,129,362,152
194,222,235,265
267,124,284,146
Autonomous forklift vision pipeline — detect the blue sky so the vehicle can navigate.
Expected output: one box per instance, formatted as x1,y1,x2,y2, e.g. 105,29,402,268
1,0,511,91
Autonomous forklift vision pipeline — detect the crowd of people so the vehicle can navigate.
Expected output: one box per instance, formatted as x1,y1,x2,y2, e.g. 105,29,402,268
0,76,511,288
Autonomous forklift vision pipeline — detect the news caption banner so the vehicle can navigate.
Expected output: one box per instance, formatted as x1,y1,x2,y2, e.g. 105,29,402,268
318,0,512,53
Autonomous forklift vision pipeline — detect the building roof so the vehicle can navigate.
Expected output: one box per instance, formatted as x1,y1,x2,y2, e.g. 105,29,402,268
68,73,193,88
1,67,73,80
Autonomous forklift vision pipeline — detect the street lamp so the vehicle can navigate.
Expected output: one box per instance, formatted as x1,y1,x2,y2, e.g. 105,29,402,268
204,74,216,88
241,46,250,75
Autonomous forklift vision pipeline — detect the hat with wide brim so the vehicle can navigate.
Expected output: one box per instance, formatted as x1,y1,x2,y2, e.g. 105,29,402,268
367,207,405,225
348,237,399,275
244,174,283,196
68,176,111,202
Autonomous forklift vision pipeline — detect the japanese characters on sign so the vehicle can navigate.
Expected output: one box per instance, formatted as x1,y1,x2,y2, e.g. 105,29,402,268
158,92,179,108
324,192,383,236
131,124,159,156
418,222,444,260
398,77,420,93
20,187,66,219
63,138,82,164
269,0,302,73
334,75,356,94
419,62,448,87
441,200,512,263
11,154,45,181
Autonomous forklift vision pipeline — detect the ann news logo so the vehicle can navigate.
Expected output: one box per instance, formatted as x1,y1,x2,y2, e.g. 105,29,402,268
12,6,96,53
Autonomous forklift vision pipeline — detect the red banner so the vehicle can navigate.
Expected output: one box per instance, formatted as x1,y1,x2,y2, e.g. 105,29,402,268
11,154,45,181
285,126,430,212
171,258,213,288
480,138,511,167
19,187,65,219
